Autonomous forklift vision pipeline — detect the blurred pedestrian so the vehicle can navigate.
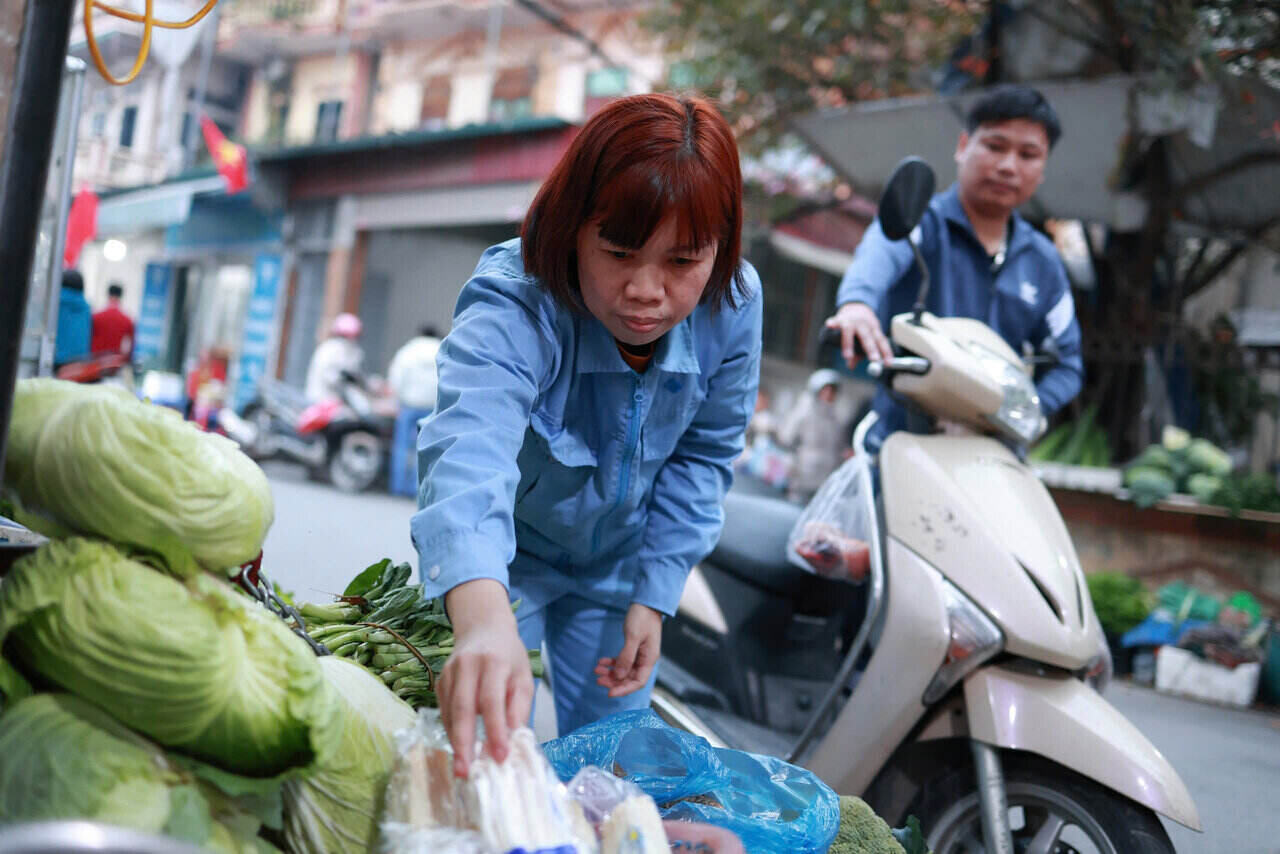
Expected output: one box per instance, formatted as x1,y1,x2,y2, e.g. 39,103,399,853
54,270,92,368
779,369,848,504
305,312,364,402
388,324,442,412
387,324,443,497
91,282,135,358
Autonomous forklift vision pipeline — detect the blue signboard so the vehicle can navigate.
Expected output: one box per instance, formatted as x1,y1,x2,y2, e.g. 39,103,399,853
135,262,172,364
234,253,283,412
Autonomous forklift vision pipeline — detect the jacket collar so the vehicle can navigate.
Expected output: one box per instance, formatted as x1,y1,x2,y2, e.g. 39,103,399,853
576,311,701,375
936,183,1035,258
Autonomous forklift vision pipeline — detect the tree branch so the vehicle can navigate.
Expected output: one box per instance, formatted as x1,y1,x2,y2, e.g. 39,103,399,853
1172,150,1280,205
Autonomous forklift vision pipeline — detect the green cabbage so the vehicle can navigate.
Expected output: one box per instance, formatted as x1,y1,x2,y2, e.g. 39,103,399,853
284,656,417,854
0,693,282,853
5,378,273,574
0,538,340,777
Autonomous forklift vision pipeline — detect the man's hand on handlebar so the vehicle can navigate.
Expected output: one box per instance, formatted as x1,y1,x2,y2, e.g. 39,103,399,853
824,302,893,368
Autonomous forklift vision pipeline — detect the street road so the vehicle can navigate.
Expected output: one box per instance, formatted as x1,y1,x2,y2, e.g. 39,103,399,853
262,469,1280,854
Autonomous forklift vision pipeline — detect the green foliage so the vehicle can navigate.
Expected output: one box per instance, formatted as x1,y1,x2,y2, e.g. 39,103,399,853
1210,472,1280,516
642,0,983,150
1086,571,1153,635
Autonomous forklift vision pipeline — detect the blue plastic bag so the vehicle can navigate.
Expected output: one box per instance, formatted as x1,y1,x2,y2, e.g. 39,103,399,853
541,710,839,853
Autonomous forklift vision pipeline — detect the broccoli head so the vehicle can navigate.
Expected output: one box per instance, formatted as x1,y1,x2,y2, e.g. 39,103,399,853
829,796,906,854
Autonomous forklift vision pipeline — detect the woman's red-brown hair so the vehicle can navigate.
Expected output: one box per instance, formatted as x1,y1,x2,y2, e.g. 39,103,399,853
521,93,747,310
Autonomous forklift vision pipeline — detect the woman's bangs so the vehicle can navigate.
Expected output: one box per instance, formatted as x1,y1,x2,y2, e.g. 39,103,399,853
593,159,725,252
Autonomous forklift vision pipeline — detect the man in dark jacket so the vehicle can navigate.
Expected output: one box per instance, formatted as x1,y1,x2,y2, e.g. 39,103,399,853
825,85,1084,452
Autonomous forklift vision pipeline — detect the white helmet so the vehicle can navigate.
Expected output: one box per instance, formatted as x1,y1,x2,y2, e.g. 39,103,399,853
806,368,842,395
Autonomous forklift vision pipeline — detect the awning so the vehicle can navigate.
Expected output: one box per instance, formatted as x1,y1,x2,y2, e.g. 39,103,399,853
352,180,541,230
96,175,226,236
791,75,1279,241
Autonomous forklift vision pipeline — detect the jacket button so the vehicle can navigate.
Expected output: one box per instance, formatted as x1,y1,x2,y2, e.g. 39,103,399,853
427,564,441,581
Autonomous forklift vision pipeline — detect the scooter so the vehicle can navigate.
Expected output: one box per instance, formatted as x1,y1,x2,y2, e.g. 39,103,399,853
226,371,395,493
654,158,1200,853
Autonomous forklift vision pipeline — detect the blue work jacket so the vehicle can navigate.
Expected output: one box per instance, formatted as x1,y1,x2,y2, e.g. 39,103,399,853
837,184,1084,450
411,240,763,616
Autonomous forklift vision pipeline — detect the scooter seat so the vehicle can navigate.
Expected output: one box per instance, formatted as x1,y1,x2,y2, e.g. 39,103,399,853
711,489,814,594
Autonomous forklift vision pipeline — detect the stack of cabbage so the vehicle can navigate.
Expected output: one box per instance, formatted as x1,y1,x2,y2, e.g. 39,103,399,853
1122,425,1235,509
0,379,415,853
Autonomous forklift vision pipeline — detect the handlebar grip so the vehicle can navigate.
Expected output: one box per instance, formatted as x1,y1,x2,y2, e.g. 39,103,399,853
819,324,866,357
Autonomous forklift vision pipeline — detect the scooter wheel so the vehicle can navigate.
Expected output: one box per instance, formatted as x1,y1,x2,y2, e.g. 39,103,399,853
328,430,383,493
909,753,1175,854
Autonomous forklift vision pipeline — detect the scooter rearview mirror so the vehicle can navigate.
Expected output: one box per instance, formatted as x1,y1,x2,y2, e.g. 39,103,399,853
877,157,935,241
878,157,937,324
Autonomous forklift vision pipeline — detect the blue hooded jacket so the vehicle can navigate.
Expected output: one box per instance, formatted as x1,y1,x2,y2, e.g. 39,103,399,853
411,240,763,616
55,287,93,365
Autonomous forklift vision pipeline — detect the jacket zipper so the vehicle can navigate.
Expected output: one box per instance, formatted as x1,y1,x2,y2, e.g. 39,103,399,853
592,376,642,554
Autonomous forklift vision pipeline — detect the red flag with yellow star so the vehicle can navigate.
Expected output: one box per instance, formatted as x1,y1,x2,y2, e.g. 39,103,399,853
200,115,249,194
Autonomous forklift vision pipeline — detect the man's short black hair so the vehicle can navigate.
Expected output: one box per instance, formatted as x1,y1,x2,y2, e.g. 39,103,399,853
419,325,440,338
62,270,84,291
965,84,1061,148
108,283,124,299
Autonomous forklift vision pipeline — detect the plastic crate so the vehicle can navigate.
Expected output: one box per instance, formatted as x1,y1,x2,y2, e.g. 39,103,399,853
1155,645,1261,707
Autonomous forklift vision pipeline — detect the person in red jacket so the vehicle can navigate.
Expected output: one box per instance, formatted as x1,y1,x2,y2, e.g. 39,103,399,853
91,283,135,358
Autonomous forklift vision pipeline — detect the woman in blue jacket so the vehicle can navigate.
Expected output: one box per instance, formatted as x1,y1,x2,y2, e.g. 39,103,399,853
411,93,763,777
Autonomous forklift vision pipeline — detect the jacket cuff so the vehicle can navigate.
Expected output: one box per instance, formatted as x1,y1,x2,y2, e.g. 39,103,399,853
412,526,511,601
632,558,691,617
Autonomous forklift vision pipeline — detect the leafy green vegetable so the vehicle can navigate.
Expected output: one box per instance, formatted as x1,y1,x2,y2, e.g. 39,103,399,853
0,538,340,777
1186,439,1232,478
0,655,32,712
4,378,274,575
1124,468,1175,508
283,656,417,854
829,795,907,853
1209,472,1280,516
0,693,281,852
300,560,543,709
1085,572,1152,636
890,816,929,854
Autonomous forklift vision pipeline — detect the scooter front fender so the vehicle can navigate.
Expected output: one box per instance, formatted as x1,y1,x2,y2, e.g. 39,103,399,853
964,667,1201,831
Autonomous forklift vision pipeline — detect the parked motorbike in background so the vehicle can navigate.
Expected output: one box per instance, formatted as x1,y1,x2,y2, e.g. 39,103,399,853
655,159,1201,853
54,351,134,391
224,370,396,493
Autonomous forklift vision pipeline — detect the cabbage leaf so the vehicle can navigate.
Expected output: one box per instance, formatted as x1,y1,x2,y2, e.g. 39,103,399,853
0,693,282,853
0,538,340,777
284,656,417,854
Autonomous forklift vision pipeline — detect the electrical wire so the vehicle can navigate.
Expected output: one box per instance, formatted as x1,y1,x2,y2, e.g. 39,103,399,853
84,0,220,86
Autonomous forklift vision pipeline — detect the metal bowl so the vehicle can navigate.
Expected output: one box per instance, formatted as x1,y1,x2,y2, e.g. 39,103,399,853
0,822,207,854
0,515,45,576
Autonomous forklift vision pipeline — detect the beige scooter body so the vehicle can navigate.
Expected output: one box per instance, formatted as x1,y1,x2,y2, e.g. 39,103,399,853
660,307,1200,851
807,423,1199,831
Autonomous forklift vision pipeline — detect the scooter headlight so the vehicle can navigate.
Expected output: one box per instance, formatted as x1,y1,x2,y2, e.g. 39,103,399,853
968,343,1044,444
1082,634,1114,694
923,578,1005,704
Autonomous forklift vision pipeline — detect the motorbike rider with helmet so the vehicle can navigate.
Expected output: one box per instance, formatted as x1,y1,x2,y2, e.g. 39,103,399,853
305,312,366,403
825,84,1084,451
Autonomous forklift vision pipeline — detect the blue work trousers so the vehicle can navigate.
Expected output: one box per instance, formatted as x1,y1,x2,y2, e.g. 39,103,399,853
516,592,658,738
